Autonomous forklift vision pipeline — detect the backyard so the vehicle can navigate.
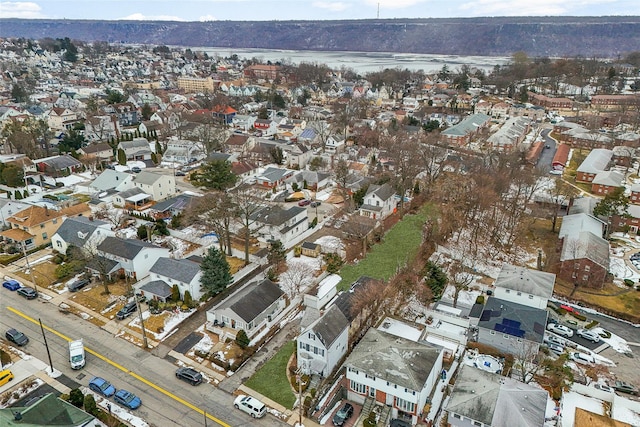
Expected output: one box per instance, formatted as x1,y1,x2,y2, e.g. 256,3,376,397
245,340,296,409
337,203,435,290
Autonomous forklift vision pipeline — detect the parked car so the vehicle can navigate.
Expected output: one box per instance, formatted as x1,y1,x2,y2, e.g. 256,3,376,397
17,287,38,300
614,381,639,395
68,279,90,292
570,352,595,365
2,279,21,291
298,199,311,207
0,369,14,387
310,201,322,207
5,328,29,346
116,301,137,320
175,171,186,176
543,333,565,346
88,377,116,397
114,389,142,409
547,343,564,355
576,328,601,343
630,252,640,261
547,323,574,338
332,402,354,426
175,367,203,386
131,166,142,173
233,394,267,418
593,383,613,393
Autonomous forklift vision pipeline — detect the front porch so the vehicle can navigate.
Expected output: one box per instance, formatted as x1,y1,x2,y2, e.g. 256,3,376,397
125,192,154,211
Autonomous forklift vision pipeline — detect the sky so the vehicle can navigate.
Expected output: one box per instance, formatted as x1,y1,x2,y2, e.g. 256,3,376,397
0,0,637,21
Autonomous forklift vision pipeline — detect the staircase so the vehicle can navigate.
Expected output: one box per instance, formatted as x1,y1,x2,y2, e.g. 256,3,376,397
360,397,375,425
378,405,392,427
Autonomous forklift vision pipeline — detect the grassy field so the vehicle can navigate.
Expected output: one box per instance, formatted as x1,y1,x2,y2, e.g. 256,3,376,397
337,204,434,291
554,279,640,322
245,341,296,408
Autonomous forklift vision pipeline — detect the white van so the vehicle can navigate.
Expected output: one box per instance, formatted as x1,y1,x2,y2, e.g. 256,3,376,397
69,339,85,369
233,394,267,418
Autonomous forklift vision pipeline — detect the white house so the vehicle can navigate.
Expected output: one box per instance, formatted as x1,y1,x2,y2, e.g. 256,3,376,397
118,138,153,161
89,169,134,194
0,199,31,228
297,305,349,377
345,328,443,425
94,237,170,281
493,264,556,309
250,205,309,247
162,139,204,164
139,257,204,301
206,279,286,341
51,216,114,255
359,183,397,221
131,171,176,201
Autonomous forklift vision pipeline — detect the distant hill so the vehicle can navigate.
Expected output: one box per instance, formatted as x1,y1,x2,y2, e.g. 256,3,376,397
2,16,640,58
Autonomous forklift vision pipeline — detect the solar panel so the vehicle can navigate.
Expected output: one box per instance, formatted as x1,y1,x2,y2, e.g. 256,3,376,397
480,310,492,322
502,318,521,329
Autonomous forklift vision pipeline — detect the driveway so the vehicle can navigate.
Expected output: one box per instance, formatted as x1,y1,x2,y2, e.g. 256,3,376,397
536,128,557,173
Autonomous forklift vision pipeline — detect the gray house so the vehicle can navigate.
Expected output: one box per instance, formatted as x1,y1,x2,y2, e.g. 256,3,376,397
51,216,114,255
93,237,170,280
297,305,349,377
118,138,152,161
140,257,204,301
445,364,547,427
206,279,286,342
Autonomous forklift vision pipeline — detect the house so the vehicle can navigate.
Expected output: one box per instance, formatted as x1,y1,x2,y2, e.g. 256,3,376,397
0,199,30,228
557,213,609,288
114,187,153,211
334,276,383,339
206,279,286,341
297,305,349,377
441,113,491,146
0,393,100,426
51,216,114,255
212,105,237,125
250,205,308,247
162,139,203,164
552,144,571,171
359,183,397,221
253,119,278,136
475,297,547,355
576,149,613,183
47,107,77,131
591,170,624,195
77,142,114,162
93,237,170,281
445,364,547,427
131,170,176,201
325,136,345,154
118,138,153,161
254,166,295,188
232,114,257,131
1,203,90,249
148,194,196,220
493,264,556,309
285,170,331,192
140,257,204,301
35,154,82,177
486,117,531,152
89,169,134,196
344,328,443,426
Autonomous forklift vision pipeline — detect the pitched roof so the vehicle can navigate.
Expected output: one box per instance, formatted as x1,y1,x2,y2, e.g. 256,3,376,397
445,365,547,427
53,216,109,247
251,205,305,226
36,154,81,170
7,203,88,228
478,297,548,343
90,169,131,191
150,257,201,283
139,279,173,298
133,170,164,185
345,328,441,391
217,279,284,323
150,194,195,213
577,149,613,174
592,170,624,187
97,236,159,260
306,305,349,348
366,183,395,201
494,265,555,299
0,393,95,426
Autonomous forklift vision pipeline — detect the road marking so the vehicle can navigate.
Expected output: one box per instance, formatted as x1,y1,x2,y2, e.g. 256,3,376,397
7,306,230,427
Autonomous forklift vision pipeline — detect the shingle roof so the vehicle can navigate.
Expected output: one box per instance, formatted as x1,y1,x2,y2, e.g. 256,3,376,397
90,169,131,191
150,257,201,284
139,280,173,298
345,328,441,391
37,154,81,170
133,171,163,186
0,393,95,426
219,279,284,323
97,237,158,260
251,205,305,226
478,297,547,343
53,216,109,248
306,305,348,348
576,149,613,174
442,113,491,137
494,265,555,299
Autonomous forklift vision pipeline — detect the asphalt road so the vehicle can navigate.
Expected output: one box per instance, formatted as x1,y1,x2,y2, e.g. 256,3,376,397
0,289,287,427
536,128,557,173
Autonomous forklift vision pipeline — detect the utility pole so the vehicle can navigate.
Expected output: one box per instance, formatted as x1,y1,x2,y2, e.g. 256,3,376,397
135,296,149,349
39,318,54,373
296,370,303,427
21,241,39,293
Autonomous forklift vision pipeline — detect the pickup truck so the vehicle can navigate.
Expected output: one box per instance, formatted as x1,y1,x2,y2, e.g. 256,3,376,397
69,339,85,369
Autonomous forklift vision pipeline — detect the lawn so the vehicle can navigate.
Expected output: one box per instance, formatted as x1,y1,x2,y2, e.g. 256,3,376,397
245,340,296,409
337,204,434,291
14,261,59,289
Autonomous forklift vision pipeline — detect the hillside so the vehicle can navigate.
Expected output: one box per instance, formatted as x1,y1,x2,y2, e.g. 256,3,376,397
1,16,640,58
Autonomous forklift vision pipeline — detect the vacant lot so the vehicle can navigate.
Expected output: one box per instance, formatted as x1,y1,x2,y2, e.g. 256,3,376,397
337,204,434,290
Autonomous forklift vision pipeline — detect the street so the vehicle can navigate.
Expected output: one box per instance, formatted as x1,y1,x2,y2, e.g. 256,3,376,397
0,288,288,427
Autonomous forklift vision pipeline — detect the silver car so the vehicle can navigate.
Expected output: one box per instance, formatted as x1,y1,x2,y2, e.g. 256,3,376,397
547,323,574,338
576,328,601,343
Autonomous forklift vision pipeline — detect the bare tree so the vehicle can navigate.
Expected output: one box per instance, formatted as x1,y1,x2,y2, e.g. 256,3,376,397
193,121,229,156
447,258,476,308
342,215,376,258
232,185,264,265
185,192,235,255
350,280,387,333
93,205,126,229
512,340,543,384
280,260,315,298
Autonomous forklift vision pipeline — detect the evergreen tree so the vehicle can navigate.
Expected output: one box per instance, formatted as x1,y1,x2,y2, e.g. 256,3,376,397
117,148,126,165
172,284,180,302
200,247,233,296
235,329,250,348
190,160,238,191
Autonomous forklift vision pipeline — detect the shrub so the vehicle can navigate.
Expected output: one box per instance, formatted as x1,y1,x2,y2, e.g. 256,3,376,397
584,320,599,329
266,267,279,282
294,246,302,257
556,307,568,316
599,330,612,339
172,284,180,302
475,295,485,305
84,394,97,415
624,279,635,287
236,329,250,349
570,311,587,322
69,389,84,408
54,260,85,279
183,290,193,307
310,217,318,228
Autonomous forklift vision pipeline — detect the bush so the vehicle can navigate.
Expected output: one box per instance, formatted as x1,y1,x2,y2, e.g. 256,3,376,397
624,279,635,287
69,389,84,408
84,394,97,415
570,311,587,322
584,320,599,329
54,260,85,279
599,330,612,339
183,290,193,307
236,329,250,349
475,295,485,305
172,284,180,302
556,307,568,316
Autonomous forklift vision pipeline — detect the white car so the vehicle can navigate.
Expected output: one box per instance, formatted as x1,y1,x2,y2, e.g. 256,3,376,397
547,323,574,338
547,343,565,355
233,395,267,418
544,333,565,346
570,352,595,365
576,328,601,343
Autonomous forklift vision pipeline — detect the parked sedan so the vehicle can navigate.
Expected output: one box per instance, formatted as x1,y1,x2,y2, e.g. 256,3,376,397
333,402,354,426
175,367,203,386
88,377,116,397
17,287,38,300
576,328,601,343
5,328,29,346
298,199,311,207
547,343,565,355
570,352,595,365
546,323,574,338
614,381,639,395
2,280,21,291
113,389,142,409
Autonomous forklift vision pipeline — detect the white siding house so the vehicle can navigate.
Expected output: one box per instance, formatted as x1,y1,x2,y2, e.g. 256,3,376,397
297,305,349,377
492,264,556,310
131,171,176,201
359,183,397,220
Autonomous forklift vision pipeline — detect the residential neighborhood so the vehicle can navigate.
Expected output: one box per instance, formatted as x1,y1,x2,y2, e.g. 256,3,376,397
0,36,640,427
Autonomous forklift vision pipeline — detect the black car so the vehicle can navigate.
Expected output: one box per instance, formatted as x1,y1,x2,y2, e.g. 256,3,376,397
6,328,29,346
68,279,90,292
17,287,38,300
116,301,137,320
131,166,142,173
175,367,203,386
333,402,354,426
175,171,186,176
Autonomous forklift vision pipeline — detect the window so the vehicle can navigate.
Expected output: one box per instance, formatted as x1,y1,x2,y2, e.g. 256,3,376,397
350,380,366,394
42,232,48,240
584,265,591,272
452,413,461,419
300,342,304,349
369,387,375,397
40,224,45,228
309,333,315,340
582,275,589,281
474,422,482,426
56,241,62,247
395,397,415,413
505,289,511,293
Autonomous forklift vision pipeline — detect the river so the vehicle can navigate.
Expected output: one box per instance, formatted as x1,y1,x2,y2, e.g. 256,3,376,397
193,47,511,74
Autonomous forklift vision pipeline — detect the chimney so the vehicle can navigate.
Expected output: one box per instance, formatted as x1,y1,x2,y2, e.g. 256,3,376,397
44,205,49,216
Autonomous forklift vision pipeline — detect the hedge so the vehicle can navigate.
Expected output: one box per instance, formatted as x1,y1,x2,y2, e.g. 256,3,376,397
584,320,599,329
570,311,587,322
